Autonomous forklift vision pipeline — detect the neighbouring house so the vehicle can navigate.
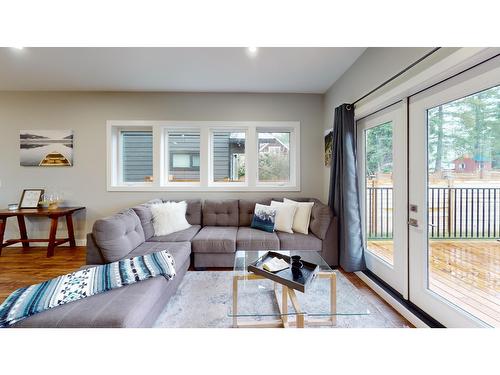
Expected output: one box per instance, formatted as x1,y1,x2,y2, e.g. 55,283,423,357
258,134,289,155
452,155,492,173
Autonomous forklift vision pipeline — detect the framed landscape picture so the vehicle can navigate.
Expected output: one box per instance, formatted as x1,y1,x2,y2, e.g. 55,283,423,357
20,130,73,167
324,128,333,167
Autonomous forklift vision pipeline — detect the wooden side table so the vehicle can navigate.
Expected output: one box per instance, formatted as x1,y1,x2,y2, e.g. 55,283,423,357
0,207,85,257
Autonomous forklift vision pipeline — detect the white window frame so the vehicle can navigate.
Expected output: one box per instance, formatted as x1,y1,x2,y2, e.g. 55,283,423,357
164,126,202,188
107,120,300,191
111,125,155,187
256,127,298,188
209,126,249,187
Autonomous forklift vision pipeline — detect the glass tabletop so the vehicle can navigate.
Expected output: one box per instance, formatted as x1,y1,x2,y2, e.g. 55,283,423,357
229,250,370,327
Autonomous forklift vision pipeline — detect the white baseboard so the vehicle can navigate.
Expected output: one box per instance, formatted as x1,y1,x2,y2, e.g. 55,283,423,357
355,271,429,328
7,239,87,247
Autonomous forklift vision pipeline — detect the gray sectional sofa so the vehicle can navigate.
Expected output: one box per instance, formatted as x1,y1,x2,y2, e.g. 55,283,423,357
14,198,336,328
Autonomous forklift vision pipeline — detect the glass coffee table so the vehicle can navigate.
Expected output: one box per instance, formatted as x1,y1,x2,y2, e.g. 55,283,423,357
230,250,369,328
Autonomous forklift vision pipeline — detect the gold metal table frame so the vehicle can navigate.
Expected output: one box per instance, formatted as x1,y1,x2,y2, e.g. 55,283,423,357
232,271,336,328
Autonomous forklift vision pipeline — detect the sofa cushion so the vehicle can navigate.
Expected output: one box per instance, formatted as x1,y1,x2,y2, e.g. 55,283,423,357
276,231,322,251
92,209,145,263
151,201,191,236
132,199,163,240
273,198,333,240
163,199,202,225
128,241,191,267
309,198,333,240
238,199,271,226
202,199,239,226
284,198,314,235
133,199,201,240
236,227,280,251
192,226,238,253
148,225,201,243
250,203,277,233
270,200,297,234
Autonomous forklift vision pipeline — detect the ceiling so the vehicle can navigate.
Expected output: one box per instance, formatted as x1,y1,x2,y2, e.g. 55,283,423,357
0,47,365,93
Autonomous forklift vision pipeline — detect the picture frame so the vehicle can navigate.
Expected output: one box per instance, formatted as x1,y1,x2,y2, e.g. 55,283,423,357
324,128,334,167
19,189,45,209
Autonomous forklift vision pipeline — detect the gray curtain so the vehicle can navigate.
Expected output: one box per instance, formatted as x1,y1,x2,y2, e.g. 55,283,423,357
328,104,366,272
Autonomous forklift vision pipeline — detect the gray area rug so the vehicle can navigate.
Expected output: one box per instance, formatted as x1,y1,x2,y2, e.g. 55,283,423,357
155,271,407,328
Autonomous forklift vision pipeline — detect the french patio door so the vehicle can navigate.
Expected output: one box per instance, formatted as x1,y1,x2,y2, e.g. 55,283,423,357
408,56,500,327
357,102,408,296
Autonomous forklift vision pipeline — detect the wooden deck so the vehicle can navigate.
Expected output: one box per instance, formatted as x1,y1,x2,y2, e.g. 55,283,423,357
367,240,500,327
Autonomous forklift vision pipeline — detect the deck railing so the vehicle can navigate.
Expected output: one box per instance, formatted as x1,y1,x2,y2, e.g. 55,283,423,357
366,187,500,239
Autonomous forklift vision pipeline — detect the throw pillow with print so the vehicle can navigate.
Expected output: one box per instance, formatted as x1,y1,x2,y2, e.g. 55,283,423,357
251,203,277,233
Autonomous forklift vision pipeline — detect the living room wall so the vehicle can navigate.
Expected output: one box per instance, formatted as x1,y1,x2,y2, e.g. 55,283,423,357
0,92,324,243
321,47,460,202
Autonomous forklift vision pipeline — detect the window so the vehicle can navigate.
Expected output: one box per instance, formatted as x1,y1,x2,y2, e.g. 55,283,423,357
258,132,290,184
212,131,246,183
167,131,200,183
107,121,299,191
119,129,153,183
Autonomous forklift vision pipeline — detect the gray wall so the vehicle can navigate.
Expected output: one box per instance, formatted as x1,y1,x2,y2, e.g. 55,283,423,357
0,92,324,242
321,47,459,201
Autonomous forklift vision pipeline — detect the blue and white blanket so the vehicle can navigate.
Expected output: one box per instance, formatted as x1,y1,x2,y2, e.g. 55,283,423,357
0,250,176,328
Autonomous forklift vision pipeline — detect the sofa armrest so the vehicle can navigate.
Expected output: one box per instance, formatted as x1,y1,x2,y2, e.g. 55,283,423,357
86,233,105,265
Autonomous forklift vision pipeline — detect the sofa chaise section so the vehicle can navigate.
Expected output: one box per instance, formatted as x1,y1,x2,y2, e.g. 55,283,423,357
13,256,189,328
15,208,191,328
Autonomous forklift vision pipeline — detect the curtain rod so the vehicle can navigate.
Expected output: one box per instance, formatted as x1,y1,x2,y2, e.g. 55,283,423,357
351,47,441,107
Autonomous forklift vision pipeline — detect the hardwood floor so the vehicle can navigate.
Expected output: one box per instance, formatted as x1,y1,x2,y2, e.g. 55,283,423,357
0,245,412,327
0,246,86,302
368,240,500,327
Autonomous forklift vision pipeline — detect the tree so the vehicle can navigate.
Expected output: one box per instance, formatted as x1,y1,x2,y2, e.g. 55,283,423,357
258,152,289,181
365,121,393,177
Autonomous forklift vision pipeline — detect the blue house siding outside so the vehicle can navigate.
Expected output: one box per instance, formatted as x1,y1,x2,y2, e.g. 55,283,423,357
121,130,153,182
121,130,285,183
168,132,201,181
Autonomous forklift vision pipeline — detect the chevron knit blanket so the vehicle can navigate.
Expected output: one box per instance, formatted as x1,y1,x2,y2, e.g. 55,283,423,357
0,250,176,328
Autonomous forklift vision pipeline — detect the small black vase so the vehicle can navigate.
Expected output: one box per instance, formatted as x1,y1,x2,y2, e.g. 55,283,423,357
291,256,303,279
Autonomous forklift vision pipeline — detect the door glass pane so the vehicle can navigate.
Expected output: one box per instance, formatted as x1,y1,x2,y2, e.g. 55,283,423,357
168,132,200,182
258,132,290,183
427,85,500,327
212,131,246,183
365,121,394,265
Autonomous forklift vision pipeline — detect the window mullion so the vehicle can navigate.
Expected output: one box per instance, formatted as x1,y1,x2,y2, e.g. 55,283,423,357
152,124,162,187
200,127,209,186
246,126,257,187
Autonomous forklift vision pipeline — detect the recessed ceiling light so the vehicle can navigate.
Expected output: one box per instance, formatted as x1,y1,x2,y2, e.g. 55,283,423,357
11,46,24,50
246,47,258,57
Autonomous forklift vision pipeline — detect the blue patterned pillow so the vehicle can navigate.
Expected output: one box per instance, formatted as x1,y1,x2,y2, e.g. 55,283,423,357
251,204,277,233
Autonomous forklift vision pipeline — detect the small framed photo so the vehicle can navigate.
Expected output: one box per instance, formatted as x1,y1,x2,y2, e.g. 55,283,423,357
19,189,44,209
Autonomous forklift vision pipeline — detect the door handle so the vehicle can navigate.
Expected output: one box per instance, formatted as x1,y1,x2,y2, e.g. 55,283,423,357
408,218,418,227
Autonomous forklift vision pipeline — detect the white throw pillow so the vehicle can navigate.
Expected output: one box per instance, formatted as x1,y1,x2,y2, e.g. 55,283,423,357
270,201,297,233
283,198,314,235
150,201,191,236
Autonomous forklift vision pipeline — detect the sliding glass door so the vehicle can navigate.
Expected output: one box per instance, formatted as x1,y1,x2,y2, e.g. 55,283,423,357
408,56,500,327
357,102,408,295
